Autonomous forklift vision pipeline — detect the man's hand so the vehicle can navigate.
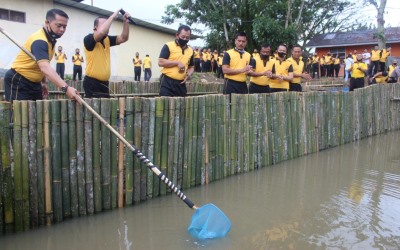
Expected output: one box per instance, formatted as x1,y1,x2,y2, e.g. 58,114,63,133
65,86,81,103
41,83,49,99
180,74,191,84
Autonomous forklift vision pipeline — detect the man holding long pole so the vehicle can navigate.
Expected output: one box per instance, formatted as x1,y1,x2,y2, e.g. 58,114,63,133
4,8,79,101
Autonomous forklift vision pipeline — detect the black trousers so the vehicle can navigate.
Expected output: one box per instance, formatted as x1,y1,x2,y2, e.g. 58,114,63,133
56,63,65,80
249,82,270,94
289,83,302,92
144,68,152,82
159,74,187,97
312,63,319,78
4,68,42,101
73,65,82,81
349,77,364,91
83,75,110,98
134,67,141,81
223,79,248,95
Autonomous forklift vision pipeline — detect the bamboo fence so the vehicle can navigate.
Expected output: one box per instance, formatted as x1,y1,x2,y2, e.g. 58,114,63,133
1,83,400,234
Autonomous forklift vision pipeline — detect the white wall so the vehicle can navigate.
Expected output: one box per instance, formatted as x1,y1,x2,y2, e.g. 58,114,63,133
1,0,180,82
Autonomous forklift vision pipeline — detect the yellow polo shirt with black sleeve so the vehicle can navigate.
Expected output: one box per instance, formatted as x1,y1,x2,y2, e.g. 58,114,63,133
222,48,251,82
73,54,83,66
133,57,142,67
218,55,223,66
269,59,294,90
352,54,357,62
202,52,208,62
287,57,304,84
250,57,274,86
319,57,325,65
334,58,340,65
325,55,332,65
371,49,380,61
143,57,151,69
160,41,194,81
11,28,55,83
351,62,368,78
388,65,396,77
380,49,390,63
84,34,117,81
55,52,66,63
312,56,319,64
252,52,260,61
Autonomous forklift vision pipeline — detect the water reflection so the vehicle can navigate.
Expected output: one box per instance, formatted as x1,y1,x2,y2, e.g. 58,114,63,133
1,132,400,249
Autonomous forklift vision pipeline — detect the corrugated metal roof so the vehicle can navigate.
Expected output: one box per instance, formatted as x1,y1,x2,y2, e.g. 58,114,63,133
306,27,400,48
54,0,201,39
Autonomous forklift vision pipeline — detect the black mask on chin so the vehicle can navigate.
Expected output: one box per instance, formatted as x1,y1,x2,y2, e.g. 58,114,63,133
46,22,61,40
177,38,189,47
278,52,286,58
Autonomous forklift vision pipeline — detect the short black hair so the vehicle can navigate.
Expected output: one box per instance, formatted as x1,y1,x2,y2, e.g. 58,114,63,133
292,44,302,50
177,25,191,35
46,9,69,21
261,43,271,49
94,16,107,28
278,44,287,50
235,32,247,39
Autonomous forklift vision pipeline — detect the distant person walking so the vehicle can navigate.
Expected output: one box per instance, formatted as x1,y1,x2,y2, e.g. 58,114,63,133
55,45,67,79
143,54,152,83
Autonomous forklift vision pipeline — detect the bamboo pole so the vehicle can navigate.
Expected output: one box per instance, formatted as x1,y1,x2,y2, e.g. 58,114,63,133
0,102,13,234
28,101,38,228
125,97,134,204
140,98,149,201
204,95,212,183
60,100,71,218
117,97,125,207
229,94,237,174
177,97,185,188
198,96,206,184
35,101,45,225
147,98,155,198
110,98,118,208
101,98,112,209
167,98,175,192
43,100,53,225
76,100,87,215
86,99,96,214
133,97,142,202
191,97,199,186
173,98,182,187
183,97,192,189
160,97,169,195
67,100,78,217
13,101,24,231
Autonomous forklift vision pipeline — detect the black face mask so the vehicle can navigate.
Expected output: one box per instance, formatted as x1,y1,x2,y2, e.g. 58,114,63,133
177,38,189,47
47,23,61,40
278,52,286,58
260,54,268,60
357,59,362,62
76,52,80,54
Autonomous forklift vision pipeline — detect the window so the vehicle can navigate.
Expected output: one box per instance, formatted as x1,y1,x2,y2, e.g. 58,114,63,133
0,8,25,23
329,47,346,59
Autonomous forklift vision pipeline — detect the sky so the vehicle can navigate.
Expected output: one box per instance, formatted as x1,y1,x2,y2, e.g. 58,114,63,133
81,0,400,46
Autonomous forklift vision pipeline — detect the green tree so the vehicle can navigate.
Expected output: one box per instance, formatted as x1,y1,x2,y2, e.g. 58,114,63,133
364,0,388,49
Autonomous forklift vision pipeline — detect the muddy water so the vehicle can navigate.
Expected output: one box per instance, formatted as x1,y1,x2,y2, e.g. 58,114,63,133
1,131,400,250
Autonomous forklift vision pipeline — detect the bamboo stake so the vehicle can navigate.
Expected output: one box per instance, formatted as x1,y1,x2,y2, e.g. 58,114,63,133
0,102,13,234
160,97,169,195
198,96,206,184
13,101,23,231
147,98,155,198
86,99,96,214
101,98,112,209
191,97,199,186
43,100,52,225
67,100,78,217
167,98,175,192
133,97,142,202
28,101,38,228
110,98,118,208
60,100,71,218
76,100,87,215
125,97,134,204
21,101,30,230
117,98,125,208
140,98,149,201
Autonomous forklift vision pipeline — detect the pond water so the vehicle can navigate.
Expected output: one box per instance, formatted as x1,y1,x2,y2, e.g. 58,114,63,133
1,131,400,250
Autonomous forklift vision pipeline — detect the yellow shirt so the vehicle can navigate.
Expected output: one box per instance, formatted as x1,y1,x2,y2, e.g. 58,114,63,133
72,54,83,66
133,57,142,67
143,57,151,69
202,52,208,62
352,54,357,62
160,41,194,80
334,58,340,65
217,56,223,66
252,52,260,61
287,57,304,84
269,59,293,90
312,56,319,64
325,55,333,65
371,50,380,61
380,49,390,62
351,62,368,78
194,50,200,59
223,49,251,82
375,75,388,83
12,28,55,82
388,65,396,77
55,52,66,63
250,57,274,86
84,35,112,81
319,58,325,65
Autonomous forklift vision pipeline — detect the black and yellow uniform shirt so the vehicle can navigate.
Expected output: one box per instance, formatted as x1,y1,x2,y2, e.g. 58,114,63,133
202,52,208,62
133,57,142,67
334,58,340,65
222,49,251,82
269,59,294,90
312,56,319,64
83,34,117,81
143,57,151,69
11,28,55,83
55,52,66,64
217,56,223,66
319,57,325,65
206,52,212,62
287,57,304,84
371,49,380,61
388,65,396,77
194,50,200,59
73,54,83,66
351,62,368,78
380,49,390,63
213,53,218,62
352,54,357,62
249,57,274,86
375,73,388,83
324,55,333,65
159,40,194,81
252,52,260,61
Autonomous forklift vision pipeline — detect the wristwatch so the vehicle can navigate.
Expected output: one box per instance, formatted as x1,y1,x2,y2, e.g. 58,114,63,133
61,84,69,93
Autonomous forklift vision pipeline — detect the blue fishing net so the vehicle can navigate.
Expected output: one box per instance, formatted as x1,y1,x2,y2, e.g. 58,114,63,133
188,203,231,240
